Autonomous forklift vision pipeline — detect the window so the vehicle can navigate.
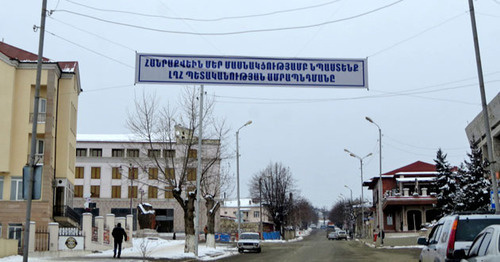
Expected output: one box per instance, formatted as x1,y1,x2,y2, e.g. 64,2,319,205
148,149,161,158
254,211,260,218
39,98,47,113
149,168,158,179
128,186,138,198
0,177,3,200
112,167,121,179
90,186,100,198
478,231,492,256
129,167,138,179
10,177,23,201
165,168,175,180
387,214,393,226
188,149,197,158
165,186,174,199
112,149,124,157
74,185,83,197
90,148,102,157
36,139,44,155
112,186,121,198
187,168,197,181
91,167,101,179
8,224,23,241
76,148,87,157
127,149,139,158
164,149,175,158
148,186,158,199
75,167,84,179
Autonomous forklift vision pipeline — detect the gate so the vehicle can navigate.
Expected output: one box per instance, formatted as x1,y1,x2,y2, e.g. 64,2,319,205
35,226,49,251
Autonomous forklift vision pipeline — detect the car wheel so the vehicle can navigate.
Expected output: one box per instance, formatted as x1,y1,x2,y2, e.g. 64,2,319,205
238,249,243,253
257,248,261,253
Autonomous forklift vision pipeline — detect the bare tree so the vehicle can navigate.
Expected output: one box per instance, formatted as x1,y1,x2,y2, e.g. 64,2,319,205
127,87,229,253
249,162,296,237
290,198,318,230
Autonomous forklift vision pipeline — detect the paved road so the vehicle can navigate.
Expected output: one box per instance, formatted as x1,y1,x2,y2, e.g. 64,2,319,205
218,230,421,262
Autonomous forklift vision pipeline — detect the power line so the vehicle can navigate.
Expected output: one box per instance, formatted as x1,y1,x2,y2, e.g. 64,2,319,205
64,0,343,22
49,16,136,52
368,11,467,58
45,30,134,69
384,135,468,151
52,1,404,36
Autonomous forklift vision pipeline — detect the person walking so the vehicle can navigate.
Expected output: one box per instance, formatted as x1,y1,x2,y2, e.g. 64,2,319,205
112,223,128,258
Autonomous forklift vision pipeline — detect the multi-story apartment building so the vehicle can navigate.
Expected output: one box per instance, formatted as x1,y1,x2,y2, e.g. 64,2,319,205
466,92,500,175
0,42,81,239
74,133,221,232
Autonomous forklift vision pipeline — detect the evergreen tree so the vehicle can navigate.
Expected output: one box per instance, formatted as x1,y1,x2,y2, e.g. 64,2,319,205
460,139,491,211
434,148,457,216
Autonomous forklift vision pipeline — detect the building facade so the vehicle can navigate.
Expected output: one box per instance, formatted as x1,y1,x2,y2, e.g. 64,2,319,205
364,161,439,232
0,42,81,239
74,134,221,232
465,92,500,176
220,198,270,224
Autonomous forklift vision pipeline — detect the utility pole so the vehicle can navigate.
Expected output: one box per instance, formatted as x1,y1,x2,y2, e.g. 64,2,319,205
194,85,204,256
23,1,47,261
468,0,500,213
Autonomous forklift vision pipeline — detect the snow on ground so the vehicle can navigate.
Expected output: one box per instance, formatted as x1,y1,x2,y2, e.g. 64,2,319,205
0,228,314,262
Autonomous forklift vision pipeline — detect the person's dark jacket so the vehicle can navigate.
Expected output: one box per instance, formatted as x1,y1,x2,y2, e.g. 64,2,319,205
112,225,128,243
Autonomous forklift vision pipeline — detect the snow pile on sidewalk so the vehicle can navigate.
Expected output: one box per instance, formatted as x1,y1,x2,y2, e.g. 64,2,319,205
0,229,312,262
0,238,236,262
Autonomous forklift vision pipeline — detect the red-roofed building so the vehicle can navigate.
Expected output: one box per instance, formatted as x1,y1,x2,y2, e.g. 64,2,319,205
363,161,440,233
0,41,82,241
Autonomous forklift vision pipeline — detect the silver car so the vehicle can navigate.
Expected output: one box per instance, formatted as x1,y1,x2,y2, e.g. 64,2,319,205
237,232,261,253
418,213,500,262
453,224,500,261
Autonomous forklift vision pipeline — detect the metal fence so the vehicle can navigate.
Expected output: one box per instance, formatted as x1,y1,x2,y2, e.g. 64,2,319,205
35,226,49,251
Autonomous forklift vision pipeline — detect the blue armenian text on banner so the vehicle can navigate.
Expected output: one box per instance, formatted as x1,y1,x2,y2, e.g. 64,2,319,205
135,53,368,89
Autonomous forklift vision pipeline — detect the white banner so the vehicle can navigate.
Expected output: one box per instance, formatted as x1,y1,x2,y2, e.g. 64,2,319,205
135,54,368,89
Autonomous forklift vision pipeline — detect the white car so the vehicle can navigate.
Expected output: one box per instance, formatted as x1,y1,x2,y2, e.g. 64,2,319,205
327,231,338,240
237,232,261,253
417,213,500,262
453,224,500,261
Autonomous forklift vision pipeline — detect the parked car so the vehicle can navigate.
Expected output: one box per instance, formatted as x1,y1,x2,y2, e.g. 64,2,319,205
417,213,500,262
452,224,500,261
327,231,338,240
237,232,261,253
336,230,348,240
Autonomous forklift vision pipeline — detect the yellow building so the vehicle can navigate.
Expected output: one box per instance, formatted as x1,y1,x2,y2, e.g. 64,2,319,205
0,42,81,241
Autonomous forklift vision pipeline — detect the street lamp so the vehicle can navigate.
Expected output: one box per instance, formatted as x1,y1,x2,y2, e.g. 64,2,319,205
344,185,353,237
344,149,372,238
236,120,252,238
365,116,384,245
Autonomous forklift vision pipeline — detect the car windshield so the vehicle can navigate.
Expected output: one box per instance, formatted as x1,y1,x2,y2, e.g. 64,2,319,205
455,218,500,241
240,234,260,240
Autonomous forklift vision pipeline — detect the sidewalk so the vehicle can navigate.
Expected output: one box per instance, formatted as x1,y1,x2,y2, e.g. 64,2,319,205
357,232,424,249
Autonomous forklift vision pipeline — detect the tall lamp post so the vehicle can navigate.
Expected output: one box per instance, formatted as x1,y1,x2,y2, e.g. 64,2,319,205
344,185,353,236
365,116,384,245
236,120,252,238
344,149,372,238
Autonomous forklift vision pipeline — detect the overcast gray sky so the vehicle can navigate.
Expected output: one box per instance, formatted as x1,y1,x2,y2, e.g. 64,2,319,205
1,0,499,209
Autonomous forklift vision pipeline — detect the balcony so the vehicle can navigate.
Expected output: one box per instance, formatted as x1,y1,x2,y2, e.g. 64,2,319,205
29,113,46,123
382,188,437,210
53,205,80,227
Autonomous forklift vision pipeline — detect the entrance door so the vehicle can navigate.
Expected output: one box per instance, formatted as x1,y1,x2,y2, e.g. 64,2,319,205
407,210,422,231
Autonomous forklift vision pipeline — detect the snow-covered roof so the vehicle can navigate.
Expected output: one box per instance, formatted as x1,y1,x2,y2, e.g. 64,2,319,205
396,177,436,182
223,198,260,208
77,134,145,142
138,203,155,215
